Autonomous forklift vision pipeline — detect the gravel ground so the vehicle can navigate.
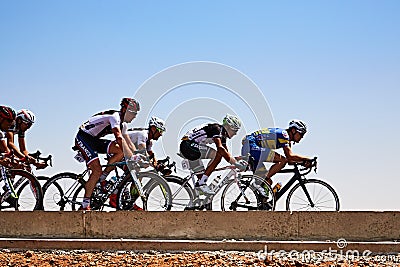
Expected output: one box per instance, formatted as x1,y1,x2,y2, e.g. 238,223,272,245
1,250,400,267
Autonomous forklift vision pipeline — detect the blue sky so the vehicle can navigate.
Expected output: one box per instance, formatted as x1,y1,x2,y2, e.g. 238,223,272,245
1,1,399,210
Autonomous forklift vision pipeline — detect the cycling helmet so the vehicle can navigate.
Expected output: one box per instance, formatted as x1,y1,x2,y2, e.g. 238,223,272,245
289,119,307,134
222,114,242,131
17,109,35,124
120,97,140,112
0,106,16,121
149,116,166,132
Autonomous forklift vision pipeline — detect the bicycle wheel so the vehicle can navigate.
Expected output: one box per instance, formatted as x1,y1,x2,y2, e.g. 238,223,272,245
117,172,172,211
221,175,275,211
164,175,195,211
42,172,85,211
2,169,43,210
286,179,340,211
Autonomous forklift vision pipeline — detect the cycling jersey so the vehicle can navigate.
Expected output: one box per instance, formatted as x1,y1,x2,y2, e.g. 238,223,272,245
242,128,290,173
183,123,227,145
79,111,121,138
125,129,153,152
246,128,289,149
75,110,121,165
180,123,228,161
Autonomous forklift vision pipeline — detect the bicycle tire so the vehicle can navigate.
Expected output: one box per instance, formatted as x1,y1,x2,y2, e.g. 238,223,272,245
42,172,85,211
164,175,195,211
5,169,43,210
286,178,340,211
221,175,275,211
117,171,172,211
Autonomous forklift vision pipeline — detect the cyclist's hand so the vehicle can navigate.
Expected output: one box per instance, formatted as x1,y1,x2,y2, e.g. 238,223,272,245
130,154,147,162
234,159,248,171
302,159,313,168
34,161,48,170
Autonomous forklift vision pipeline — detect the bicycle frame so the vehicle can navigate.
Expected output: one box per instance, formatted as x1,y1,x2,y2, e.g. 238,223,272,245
274,164,315,207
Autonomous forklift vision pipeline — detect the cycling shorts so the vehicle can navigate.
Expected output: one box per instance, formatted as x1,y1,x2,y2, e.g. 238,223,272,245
241,135,275,173
75,129,113,165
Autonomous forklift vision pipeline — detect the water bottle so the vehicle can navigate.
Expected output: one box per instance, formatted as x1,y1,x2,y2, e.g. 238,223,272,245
273,182,282,194
210,175,222,189
105,176,118,192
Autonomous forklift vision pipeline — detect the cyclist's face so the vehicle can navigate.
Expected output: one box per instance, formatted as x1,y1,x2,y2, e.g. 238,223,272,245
150,126,163,140
123,109,137,123
20,120,32,131
293,130,304,143
225,126,238,138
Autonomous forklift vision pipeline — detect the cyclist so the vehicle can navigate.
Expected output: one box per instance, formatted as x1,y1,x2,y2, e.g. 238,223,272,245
179,114,247,195
4,109,47,169
241,119,311,196
0,106,16,166
75,97,140,210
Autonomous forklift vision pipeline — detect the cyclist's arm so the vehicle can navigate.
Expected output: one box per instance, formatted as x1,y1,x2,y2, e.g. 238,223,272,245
214,137,235,164
5,131,25,159
112,126,129,157
0,139,11,155
282,146,310,162
122,133,137,153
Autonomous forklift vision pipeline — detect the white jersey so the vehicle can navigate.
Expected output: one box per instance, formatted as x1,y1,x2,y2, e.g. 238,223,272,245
0,131,5,140
126,129,153,152
79,111,121,138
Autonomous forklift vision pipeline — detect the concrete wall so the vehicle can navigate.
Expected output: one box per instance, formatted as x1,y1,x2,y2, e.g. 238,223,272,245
1,211,400,242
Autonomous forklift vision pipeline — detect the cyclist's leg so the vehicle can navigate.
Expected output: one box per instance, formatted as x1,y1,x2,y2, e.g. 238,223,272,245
265,153,287,180
104,140,124,172
75,132,102,209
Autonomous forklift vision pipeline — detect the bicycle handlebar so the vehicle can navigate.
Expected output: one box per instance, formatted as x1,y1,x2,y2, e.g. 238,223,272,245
29,150,53,167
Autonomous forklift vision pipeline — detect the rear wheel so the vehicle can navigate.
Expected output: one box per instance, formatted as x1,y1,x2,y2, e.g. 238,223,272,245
221,175,275,211
286,179,340,211
42,172,85,211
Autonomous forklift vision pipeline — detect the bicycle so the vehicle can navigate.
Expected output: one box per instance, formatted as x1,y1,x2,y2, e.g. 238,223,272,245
223,157,339,211
42,152,172,211
163,154,276,211
0,151,51,210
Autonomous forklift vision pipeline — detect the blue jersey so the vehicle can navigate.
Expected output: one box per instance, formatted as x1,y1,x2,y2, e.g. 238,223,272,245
248,128,290,149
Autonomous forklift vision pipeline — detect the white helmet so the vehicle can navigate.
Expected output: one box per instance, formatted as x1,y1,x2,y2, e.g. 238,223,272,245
222,114,242,131
17,109,35,124
149,116,166,132
289,119,307,134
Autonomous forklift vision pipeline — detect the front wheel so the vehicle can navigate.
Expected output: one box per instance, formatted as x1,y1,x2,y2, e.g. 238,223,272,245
164,175,195,211
221,175,275,211
286,179,340,211
117,172,172,211
4,169,43,210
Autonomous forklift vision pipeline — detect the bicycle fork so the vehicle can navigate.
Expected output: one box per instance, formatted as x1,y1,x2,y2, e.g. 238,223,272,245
299,180,315,208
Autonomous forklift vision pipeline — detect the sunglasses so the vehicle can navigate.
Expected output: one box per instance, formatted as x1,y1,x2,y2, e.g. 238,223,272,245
156,127,164,134
126,109,138,115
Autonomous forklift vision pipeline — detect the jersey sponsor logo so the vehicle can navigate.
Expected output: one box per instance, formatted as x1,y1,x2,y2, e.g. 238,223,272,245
282,130,289,139
76,139,92,159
